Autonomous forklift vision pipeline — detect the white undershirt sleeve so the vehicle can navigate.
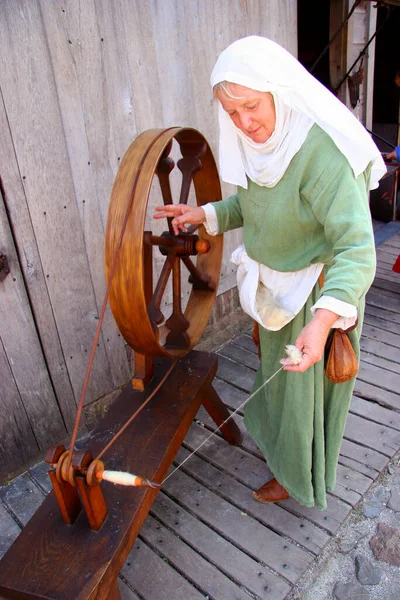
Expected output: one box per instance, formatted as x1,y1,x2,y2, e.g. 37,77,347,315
202,203,219,236
311,295,358,330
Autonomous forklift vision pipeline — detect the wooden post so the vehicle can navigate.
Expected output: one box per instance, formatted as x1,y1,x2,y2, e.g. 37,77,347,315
132,352,154,391
73,451,108,531
132,233,154,390
45,445,82,525
48,470,82,525
75,476,108,531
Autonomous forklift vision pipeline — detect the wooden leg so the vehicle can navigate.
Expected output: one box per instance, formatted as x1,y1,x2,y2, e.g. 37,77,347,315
132,352,154,390
202,384,243,446
108,579,122,600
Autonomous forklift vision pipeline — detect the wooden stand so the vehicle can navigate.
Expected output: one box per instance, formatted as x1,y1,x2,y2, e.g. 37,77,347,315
0,351,241,600
0,128,239,599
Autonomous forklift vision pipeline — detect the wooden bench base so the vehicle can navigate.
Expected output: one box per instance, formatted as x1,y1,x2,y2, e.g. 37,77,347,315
0,351,241,600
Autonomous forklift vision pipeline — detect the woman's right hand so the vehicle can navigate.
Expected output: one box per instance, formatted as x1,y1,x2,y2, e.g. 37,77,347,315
153,204,206,235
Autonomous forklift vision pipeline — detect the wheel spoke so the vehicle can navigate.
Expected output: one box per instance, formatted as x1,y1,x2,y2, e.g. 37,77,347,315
182,257,215,291
165,257,190,349
147,254,174,324
177,156,202,205
177,138,207,205
156,142,175,234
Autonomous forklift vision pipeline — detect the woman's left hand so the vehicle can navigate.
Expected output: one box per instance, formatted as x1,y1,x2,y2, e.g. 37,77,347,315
282,309,339,373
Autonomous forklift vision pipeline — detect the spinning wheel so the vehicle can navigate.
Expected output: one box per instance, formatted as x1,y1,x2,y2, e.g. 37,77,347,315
105,127,223,360
0,128,241,600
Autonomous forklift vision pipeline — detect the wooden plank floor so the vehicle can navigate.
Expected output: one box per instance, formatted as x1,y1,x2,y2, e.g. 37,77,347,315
1,232,400,600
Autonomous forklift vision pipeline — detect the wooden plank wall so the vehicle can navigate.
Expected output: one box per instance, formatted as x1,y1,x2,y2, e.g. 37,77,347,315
0,183,67,476
0,0,297,476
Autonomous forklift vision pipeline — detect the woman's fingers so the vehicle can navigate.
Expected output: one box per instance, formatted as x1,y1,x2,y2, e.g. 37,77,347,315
153,204,191,234
282,316,331,373
153,205,206,235
171,215,191,234
153,205,187,219
283,347,315,372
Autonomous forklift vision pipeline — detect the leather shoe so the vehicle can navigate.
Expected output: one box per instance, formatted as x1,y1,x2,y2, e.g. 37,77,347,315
252,477,289,503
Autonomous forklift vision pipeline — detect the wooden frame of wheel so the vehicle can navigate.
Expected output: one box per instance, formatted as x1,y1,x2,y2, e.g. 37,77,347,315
104,127,223,359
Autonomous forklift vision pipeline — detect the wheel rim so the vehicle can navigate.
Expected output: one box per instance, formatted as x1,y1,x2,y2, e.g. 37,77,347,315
104,128,223,358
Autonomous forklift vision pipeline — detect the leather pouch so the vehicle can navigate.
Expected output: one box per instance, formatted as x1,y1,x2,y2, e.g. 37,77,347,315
325,321,358,383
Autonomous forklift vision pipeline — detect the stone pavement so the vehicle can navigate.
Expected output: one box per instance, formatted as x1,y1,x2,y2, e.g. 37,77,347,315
288,453,400,600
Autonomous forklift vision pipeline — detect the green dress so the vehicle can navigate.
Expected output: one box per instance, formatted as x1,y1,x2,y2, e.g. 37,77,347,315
213,124,376,509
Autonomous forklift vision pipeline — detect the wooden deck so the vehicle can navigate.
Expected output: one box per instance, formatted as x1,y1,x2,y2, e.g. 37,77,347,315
1,232,400,600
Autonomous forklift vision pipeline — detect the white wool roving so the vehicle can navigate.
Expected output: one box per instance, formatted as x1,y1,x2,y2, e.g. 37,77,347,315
284,345,303,365
102,471,139,486
101,470,160,488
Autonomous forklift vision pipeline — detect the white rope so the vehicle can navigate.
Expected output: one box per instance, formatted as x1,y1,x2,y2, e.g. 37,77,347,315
99,365,285,489
161,364,285,484
161,344,303,485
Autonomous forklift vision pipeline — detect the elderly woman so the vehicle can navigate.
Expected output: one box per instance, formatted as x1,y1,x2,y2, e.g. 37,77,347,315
155,36,385,510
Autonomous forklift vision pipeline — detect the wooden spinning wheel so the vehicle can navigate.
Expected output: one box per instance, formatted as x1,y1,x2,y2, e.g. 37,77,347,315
105,127,223,362
0,128,241,600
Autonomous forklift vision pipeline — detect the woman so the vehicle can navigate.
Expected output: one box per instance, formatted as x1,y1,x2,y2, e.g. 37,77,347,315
154,36,385,510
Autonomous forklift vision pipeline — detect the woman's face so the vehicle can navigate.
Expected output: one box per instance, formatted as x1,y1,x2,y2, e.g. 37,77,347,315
216,83,276,143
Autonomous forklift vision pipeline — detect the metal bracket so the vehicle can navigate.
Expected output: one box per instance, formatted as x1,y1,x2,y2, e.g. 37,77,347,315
0,253,10,282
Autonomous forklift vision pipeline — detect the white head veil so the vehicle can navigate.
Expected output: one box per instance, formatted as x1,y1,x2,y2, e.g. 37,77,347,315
210,36,386,190
233,92,314,188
